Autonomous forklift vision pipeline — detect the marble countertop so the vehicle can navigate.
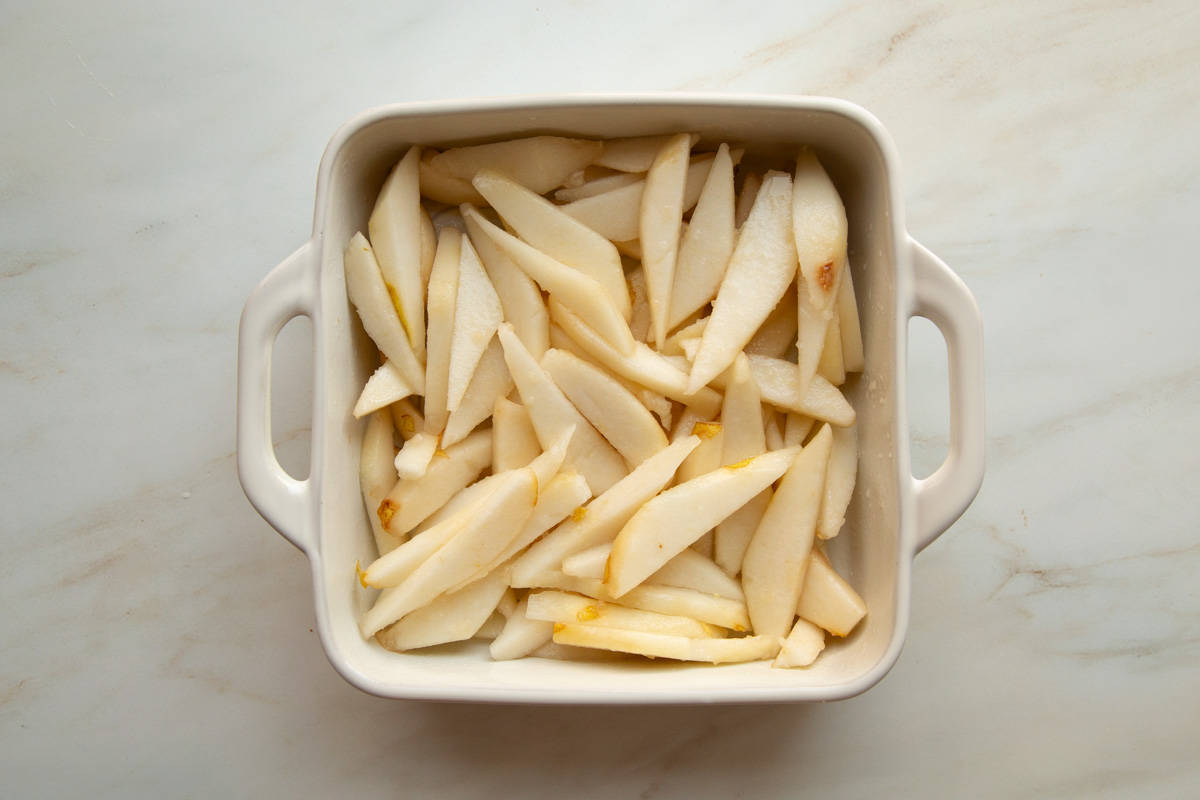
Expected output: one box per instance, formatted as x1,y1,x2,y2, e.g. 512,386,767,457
3,1,1198,796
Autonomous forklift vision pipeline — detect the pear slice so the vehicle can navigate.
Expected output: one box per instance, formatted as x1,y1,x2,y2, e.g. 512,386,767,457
542,349,668,468
742,425,833,639
744,281,798,358
709,355,855,426
375,569,509,652
548,323,673,428
714,354,771,576
552,625,776,664
560,542,613,579
773,618,826,668
499,324,627,494
554,171,643,203
792,149,848,316
509,435,700,587
428,136,602,196
393,431,439,480
360,467,538,637
667,143,736,330
419,155,482,204
837,262,865,372
379,427,492,536
473,169,630,320
520,573,750,630
606,446,800,598
595,133,699,172
368,147,427,359
489,597,555,661
360,410,401,555
562,543,743,601
764,410,786,450
469,212,634,355
661,315,708,357
797,550,867,637
353,360,416,419
445,238,504,413
491,396,541,473
442,337,512,447
390,398,423,441
627,266,652,343
422,228,462,432
526,590,717,638
551,301,721,415
366,495,485,589
735,171,762,228
462,204,549,360
796,277,831,399
784,413,815,448
687,171,797,393
640,133,692,346
817,309,846,385
817,423,857,539
343,233,425,392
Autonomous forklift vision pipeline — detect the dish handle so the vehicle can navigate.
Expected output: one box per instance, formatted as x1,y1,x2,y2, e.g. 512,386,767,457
906,238,986,553
237,241,318,554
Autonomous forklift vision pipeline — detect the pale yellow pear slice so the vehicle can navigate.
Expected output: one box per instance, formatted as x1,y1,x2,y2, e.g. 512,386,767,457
390,398,423,441
784,413,815,447
422,228,462,432
837,262,865,372
368,147,427,359
365,495,485,589
714,354,772,575
343,233,425,392
442,337,512,447
419,155,482,204
735,171,762,228
796,277,830,399
446,238,504,413
552,625,777,664
606,447,801,597
489,597,555,661
560,542,612,578
353,360,416,419
554,171,642,203
360,410,401,555
470,212,634,355
542,348,668,468
817,423,857,539
428,136,602,196
817,309,846,385
473,169,630,320
667,143,737,330
379,427,492,536
462,204,549,360
562,543,743,601
710,355,855,426
792,148,848,316
491,396,541,473
375,569,509,651
687,171,797,393
509,435,700,586
640,133,692,346
393,431,439,480
498,324,628,494
595,133,699,172
773,617,826,668
520,573,751,630
661,315,708,356
742,424,833,639
627,266,652,343
551,301,721,416
744,281,798,358
797,550,867,637
548,323,673,428
360,468,538,637
526,590,717,638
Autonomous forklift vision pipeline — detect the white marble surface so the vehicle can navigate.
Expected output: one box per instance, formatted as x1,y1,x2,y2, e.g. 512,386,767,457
3,1,1198,796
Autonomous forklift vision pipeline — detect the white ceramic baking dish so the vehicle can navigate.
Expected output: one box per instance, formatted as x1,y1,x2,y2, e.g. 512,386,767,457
237,94,984,704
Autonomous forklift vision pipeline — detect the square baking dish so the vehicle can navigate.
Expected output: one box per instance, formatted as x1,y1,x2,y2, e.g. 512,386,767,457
237,94,985,703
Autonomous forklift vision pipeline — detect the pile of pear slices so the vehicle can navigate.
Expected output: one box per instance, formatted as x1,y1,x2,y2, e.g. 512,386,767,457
346,133,866,669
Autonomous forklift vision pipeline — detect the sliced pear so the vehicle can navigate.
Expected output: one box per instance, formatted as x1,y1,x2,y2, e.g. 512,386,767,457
551,301,721,415
462,204,549,360
548,322,673,428
817,423,857,539
422,228,462,432
379,427,492,536
661,315,708,356
393,431,440,480
714,354,771,575
773,617,826,668
785,413,815,447
710,355,855,426
473,169,630,320
817,309,846,385
552,625,776,663
368,147,427,359
519,573,750,630
526,590,716,638
469,212,634,355
419,154,482,204
442,337,511,447
428,136,602,196
560,180,644,242
687,171,796,392
735,171,762,228
353,360,415,419
667,143,736,330
390,398,423,441
562,543,742,600
837,262,865,372
797,550,866,637
764,410,786,450
796,278,830,399
343,233,425,392
360,467,538,637
595,133,699,172
542,348,668,468
744,281,798,358
360,410,401,555
492,396,541,473
509,435,700,587
606,446,800,597
375,569,509,651
627,266,651,343
560,542,612,579
640,133,692,346
742,425,833,639
489,596,555,661
366,495,485,589
498,324,627,494
792,148,847,316
445,239,504,413
554,171,642,202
